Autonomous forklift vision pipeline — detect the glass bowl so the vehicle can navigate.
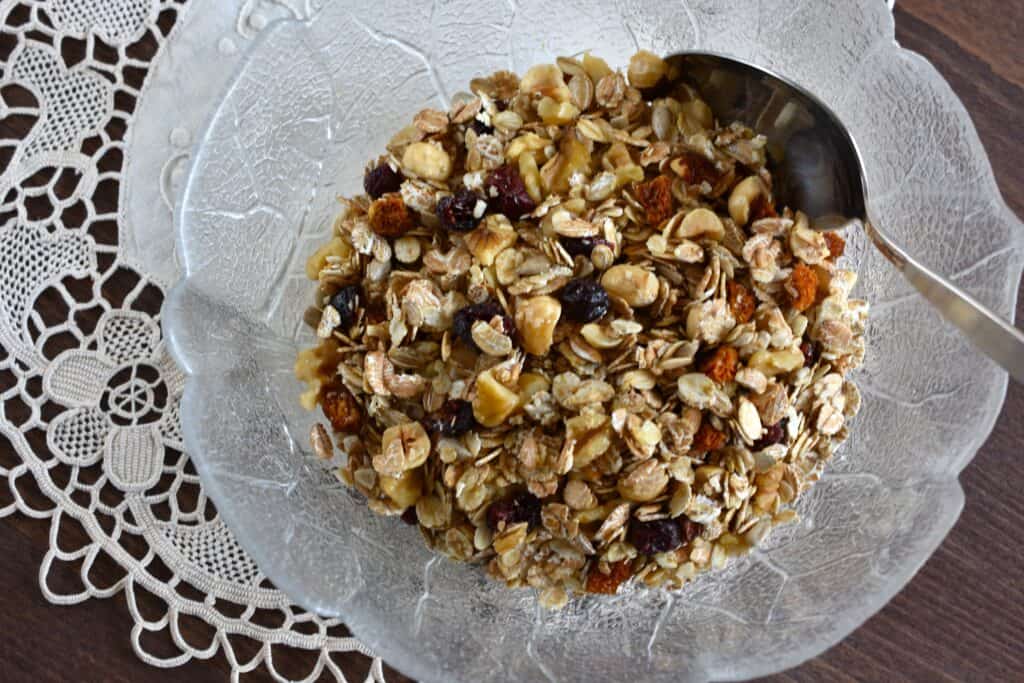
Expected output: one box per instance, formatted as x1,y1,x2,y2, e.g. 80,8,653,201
163,1,1024,680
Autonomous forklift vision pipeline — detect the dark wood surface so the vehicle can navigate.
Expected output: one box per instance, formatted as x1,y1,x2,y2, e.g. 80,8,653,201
1,2,1021,681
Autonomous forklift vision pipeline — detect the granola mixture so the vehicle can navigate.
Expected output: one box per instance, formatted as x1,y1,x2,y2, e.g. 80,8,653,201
296,51,868,609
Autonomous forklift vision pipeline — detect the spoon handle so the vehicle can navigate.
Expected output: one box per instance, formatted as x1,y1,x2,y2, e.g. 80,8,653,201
867,222,1024,384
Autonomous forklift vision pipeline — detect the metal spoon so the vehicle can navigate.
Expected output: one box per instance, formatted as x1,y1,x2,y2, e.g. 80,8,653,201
665,52,1024,383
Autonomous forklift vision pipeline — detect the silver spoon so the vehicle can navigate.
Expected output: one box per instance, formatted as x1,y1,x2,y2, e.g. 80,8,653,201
665,52,1024,383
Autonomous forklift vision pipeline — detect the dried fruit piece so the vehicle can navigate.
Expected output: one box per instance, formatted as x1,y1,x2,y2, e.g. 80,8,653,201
424,399,477,437
628,519,683,555
320,384,361,433
627,50,668,89
559,278,610,323
726,281,756,324
786,262,819,311
635,174,674,226
437,188,484,232
328,285,361,330
368,194,415,237
752,419,788,451
585,559,632,595
672,151,721,186
800,341,820,367
699,346,739,384
824,231,846,260
692,421,727,452
486,491,542,531
363,162,403,198
679,517,703,545
453,302,514,350
561,236,610,258
485,165,536,219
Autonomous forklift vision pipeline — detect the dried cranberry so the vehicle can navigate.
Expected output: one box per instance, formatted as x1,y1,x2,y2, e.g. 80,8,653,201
329,285,361,329
800,341,820,367
484,165,536,220
401,507,419,525
752,419,788,451
679,517,703,545
470,118,494,136
363,162,403,199
452,302,514,349
436,188,482,233
486,491,542,531
424,400,476,437
561,236,610,259
628,519,683,556
559,279,610,323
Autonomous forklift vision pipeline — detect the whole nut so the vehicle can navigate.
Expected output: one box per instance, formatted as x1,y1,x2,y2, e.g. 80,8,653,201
748,348,805,377
374,422,431,477
617,459,669,502
464,214,518,266
516,295,562,356
676,207,725,241
402,141,452,181
601,265,659,307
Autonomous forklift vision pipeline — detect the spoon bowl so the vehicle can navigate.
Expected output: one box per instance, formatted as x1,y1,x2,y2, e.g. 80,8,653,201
666,52,1024,382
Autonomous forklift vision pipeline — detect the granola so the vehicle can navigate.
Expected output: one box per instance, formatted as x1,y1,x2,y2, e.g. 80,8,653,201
296,50,868,606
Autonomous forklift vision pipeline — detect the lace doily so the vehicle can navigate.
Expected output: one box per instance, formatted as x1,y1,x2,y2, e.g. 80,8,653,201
0,1,894,680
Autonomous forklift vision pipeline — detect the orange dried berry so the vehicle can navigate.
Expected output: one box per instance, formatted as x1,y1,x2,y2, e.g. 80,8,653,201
692,421,727,452
320,384,361,433
786,262,818,312
635,174,675,226
823,231,846,260
749,193,777,221
699,346,739,384
726,281,756,324
585,559,632,595
674,152,721,186
368,194,415,237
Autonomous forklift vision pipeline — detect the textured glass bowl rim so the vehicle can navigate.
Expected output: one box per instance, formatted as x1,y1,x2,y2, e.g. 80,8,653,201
163,9,1023,682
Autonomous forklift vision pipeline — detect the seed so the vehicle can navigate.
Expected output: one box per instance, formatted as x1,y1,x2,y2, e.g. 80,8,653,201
558,278,610,323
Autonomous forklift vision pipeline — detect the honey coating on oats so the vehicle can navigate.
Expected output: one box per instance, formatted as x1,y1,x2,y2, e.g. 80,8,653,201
296,50,868,609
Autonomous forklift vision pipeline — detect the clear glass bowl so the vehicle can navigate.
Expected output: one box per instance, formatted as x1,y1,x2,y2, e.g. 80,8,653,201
163,1,1024,680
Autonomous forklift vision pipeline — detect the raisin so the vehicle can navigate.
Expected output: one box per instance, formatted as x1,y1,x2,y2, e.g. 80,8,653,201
470,118,494,136
368,194,415,237
692,421,727,452
320,384,361,433
436,188,482,233
752,419,788,451
401,507,419,525
363,162,404,199
679,517,703,545
628,519,683,555
424,399,476,437
726,280,756,324
699,346,739,384
484,165,536,220
786,263,818,312
800,341,820,367
453,302,514,349
329,285,361,329
585,559,632,595
823,231,846,260
634,174,675,226
486,491,542,532
561,236,610,259
559,279,610,323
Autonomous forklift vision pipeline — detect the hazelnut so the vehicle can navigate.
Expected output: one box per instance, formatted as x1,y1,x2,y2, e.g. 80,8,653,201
464,214,518,266
515,296,562,356
402,141,452,181
472,369,520,427
379,468,424,509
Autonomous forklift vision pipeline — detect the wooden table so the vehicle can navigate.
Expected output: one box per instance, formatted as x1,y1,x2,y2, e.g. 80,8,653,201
1,2,1021,681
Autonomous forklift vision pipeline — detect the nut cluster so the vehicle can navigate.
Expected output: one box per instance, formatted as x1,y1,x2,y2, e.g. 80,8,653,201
297,50,867,609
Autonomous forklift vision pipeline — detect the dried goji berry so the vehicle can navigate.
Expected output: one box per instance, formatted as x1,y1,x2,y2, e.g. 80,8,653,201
635,174,674,226
585,560,632,595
